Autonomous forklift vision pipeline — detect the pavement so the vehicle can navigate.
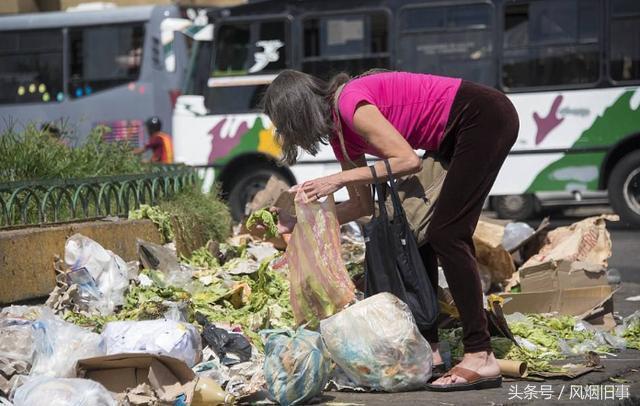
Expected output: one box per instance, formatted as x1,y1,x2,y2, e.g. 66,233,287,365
324,212,640,406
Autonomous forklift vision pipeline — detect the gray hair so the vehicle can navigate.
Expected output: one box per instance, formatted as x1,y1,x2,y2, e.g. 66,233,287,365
263,70,349,165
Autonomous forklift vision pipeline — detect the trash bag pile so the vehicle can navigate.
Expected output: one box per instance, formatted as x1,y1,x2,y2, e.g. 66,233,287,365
1,182,638,406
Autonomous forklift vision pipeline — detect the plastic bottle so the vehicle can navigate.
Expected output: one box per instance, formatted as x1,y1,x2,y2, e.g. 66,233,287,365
191,377,235,406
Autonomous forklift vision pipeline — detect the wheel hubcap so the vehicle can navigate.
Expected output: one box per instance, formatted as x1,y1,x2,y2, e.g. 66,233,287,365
623,167,640,215
502,195,527,212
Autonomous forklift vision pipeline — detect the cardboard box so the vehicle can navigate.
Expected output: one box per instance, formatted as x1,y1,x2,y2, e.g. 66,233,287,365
500,285,615,320
519,259,608,292
77,353,196,403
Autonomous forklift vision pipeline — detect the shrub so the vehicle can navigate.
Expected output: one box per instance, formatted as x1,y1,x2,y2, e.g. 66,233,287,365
159,187,232,252
0,124,145,182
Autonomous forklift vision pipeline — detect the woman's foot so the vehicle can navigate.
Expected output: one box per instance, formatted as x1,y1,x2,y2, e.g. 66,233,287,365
430,342,443,366
431,350,500,386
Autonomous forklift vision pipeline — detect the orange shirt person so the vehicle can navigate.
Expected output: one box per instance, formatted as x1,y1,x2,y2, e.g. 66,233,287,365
134,116,174,163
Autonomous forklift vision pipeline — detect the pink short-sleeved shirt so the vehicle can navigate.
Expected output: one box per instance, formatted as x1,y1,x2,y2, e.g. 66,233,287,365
329,72,462,161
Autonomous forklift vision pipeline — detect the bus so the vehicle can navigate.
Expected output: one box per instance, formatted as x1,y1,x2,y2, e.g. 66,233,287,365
173,0,640,225
0,5,212,149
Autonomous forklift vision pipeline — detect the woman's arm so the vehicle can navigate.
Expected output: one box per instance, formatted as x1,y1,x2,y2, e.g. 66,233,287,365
334,156,374,224
300,103,422,202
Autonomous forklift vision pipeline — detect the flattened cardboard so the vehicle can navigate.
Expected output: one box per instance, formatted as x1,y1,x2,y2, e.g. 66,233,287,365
500,285,615,318
519,259,608,292
77,353,196,403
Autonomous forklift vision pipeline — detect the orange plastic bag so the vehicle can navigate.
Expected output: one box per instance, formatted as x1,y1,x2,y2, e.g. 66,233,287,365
286,191,355,329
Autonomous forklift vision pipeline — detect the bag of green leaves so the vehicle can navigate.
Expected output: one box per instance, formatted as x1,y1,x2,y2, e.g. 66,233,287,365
286,191,355,328
262,327,330,406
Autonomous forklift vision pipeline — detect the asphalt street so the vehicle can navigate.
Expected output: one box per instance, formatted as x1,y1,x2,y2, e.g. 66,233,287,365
324,212,640,406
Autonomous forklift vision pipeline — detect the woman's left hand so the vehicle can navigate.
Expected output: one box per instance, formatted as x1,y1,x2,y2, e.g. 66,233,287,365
296,173,344,202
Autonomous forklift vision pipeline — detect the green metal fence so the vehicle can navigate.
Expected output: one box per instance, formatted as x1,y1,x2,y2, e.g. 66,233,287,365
0,166,198,229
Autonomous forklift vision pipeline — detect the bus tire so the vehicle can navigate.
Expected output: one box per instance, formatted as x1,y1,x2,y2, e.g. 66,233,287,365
608,150,640,226
227,166,291,221
494,194,537,220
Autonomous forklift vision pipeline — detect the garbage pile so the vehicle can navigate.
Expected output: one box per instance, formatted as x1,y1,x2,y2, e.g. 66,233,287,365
0,180,638,405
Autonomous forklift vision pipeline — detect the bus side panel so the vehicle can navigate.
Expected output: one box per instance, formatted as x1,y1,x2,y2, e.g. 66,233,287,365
173,98,281,166
492,87,640,195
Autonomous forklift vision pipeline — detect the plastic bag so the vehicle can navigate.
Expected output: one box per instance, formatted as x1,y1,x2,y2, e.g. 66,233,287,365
101,319,202,367
502,222,535,252
0,307,42,363
320,293,432,392
262,327,330,406
286,192,355,328
64,234,129,316
137,239,194,288
201,323,252,366
13,377,116,406
30,309,104,378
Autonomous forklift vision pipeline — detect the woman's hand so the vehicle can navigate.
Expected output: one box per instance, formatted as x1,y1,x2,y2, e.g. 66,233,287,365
296,173,344,202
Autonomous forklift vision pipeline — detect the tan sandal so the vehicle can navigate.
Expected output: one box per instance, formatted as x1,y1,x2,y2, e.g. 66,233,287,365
425,366,502,392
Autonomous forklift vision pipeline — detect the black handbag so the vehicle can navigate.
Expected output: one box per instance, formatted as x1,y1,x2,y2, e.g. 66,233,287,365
363,160,439,332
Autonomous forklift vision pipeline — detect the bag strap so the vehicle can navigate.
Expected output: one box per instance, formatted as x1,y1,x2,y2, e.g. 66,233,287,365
383,159,408,220
333,84,357,169
368,165,388,219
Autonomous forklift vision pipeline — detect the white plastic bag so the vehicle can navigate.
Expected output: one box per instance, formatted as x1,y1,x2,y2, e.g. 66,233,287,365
0,306,44,363
30,309,104,378
320,293,432,392
64,234,129,316
501,222,535,252
13,377,116,406
101,319,202,367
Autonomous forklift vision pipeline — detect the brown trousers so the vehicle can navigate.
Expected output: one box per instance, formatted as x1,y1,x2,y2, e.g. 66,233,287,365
419,81,519,353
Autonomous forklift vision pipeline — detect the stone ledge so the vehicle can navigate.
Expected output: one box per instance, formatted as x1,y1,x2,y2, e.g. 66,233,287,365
0,219,162,304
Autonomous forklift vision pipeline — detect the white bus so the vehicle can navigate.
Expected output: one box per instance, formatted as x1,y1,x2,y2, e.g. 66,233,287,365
0,5,211,148
173,0,640,225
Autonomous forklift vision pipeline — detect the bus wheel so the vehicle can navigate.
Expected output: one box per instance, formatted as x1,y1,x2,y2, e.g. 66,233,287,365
494,194,537,220
608,150,640,226
227,167,291,221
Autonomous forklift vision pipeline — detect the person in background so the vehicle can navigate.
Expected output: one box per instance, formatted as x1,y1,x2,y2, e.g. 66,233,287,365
262,69,519,392
134,116,174,163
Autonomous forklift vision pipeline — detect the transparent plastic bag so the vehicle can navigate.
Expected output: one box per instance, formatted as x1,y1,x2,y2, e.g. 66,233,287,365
0,306,43,363
262,327,330,406
320,292,432,392
101,319,202,367
501,222,535,252
30,309,104,378
137,239,194,288
286,192,355,328
13,377,116,406
64,234,129,316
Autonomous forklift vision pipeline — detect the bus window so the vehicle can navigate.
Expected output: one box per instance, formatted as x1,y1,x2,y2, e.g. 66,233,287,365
213,20,287,77
610,0,640,82
0,30,63,104
502,0,601,90
68,23,145,99
206,85,268,115
301,12,390,79
214,23,251,75
398,3,494,85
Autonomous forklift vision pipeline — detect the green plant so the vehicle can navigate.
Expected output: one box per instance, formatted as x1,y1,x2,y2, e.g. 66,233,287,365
0,124,146,182
159,186,232,245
